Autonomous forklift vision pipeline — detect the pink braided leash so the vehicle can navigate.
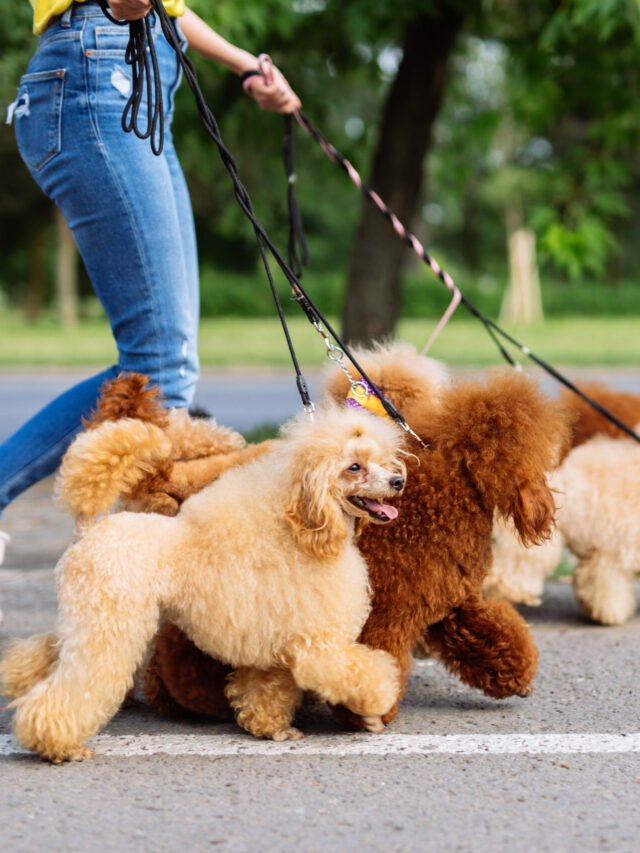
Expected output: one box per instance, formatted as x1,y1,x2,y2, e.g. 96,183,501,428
293,110,461,354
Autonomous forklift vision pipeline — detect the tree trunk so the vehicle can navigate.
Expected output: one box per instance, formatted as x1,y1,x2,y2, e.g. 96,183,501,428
342,9,464,345
499,200,543,325
55,207,78,328
499,227,543,324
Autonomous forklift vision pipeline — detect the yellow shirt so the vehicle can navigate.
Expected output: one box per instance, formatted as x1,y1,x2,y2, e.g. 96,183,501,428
30,0,185,35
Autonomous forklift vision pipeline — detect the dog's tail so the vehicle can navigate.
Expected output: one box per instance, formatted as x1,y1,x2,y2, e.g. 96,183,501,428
0,633,59,703
56,419,172,523
84,372,169,430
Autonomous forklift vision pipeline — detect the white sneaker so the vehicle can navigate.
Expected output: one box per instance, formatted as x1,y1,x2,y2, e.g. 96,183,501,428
0,530,9,566
0,531,7,625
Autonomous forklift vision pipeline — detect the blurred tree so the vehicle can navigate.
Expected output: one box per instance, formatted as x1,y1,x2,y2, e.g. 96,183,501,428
2,0,640,330
342,4,465,343
429,0,640,293
0,4,55,317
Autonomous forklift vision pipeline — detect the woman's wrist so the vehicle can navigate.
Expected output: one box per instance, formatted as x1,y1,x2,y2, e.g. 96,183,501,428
227,50,260,77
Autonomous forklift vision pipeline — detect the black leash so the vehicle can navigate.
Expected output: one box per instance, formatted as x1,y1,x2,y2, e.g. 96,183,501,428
96,0,412,433
97,3,164,154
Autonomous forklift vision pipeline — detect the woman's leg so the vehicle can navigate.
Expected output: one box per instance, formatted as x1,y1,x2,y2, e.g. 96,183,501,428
0,6,198,518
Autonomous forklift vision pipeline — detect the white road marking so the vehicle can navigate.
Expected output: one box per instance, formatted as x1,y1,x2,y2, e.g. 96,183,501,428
2,732,640,758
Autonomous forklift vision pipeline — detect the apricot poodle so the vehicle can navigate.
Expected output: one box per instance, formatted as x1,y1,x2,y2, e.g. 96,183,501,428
0,406,406,762
487,432,640,625
485,384,640,623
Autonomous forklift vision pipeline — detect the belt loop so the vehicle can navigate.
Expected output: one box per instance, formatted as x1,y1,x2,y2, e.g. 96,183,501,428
60,4,73,27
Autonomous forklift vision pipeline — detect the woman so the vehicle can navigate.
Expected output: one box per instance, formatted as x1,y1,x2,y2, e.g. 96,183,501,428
0,0,300,575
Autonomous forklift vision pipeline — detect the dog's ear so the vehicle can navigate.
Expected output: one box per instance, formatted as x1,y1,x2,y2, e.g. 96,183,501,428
284,452,348,559
507,477,557,547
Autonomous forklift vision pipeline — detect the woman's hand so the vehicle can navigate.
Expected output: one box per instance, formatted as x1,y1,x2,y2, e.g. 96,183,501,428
178,9,302,113
243,64,302,114
108,0,152,20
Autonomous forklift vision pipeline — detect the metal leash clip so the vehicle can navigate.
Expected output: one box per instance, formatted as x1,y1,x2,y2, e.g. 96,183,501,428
309,317,428,447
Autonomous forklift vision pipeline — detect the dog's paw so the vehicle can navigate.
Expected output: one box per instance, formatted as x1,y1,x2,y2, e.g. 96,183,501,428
51,746,95,764
361,715,385,734
574,572,637,626
362,650,401,717
381,704,399,726
581,597,635,626
271,727,304,742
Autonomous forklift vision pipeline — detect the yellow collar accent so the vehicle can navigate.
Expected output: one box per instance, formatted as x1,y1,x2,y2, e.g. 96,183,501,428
346,382,392,421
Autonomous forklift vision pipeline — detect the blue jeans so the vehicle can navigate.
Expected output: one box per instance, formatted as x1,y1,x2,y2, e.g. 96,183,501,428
0,2,199,516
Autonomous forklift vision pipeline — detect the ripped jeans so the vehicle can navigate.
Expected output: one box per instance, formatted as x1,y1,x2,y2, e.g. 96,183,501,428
0,2,199,515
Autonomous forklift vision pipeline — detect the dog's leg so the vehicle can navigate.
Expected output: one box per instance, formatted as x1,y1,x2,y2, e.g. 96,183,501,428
0,633,59,701
12,578,160,763
144,623,234,719
572,552,637,625
331,639,413,730
286,638,400,733
423,594,539,698
225,667,303,740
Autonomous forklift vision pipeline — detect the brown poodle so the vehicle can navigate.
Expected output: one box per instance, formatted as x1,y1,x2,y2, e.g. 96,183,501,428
327,347,568,725
63,346,569,727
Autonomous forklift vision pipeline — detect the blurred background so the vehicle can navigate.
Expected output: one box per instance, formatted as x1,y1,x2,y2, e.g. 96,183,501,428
1,0,640,366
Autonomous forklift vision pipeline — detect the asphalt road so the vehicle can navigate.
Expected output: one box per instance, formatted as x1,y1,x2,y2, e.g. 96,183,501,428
2,365,640,442
1,540,639,852
0,367,324,442
1,368,639,851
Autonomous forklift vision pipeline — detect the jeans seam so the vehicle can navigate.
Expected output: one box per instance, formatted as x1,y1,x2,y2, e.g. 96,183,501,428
95,141,165,384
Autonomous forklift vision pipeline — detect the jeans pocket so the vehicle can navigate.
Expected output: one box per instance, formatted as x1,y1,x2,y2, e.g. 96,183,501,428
14,69,65,172
94,25,130,55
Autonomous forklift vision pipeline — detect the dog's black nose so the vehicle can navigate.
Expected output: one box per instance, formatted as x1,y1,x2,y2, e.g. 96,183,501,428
390,475,404,492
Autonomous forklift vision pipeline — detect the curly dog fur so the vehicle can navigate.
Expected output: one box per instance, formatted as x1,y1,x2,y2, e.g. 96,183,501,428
0,406,407,761
57,345,567,727
488,431,640,625
73,372,273,518
332,349,566,724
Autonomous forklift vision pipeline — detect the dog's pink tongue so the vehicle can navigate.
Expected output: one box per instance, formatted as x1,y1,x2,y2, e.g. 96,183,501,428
362,499,398,520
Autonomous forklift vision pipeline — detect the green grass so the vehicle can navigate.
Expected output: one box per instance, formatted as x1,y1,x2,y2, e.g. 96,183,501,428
0,312,639,368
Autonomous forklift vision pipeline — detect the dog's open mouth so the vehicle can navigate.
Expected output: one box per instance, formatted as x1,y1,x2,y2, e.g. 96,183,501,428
348,496,398,522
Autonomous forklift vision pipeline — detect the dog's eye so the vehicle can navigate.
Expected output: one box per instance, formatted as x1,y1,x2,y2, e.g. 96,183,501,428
348,463,361,472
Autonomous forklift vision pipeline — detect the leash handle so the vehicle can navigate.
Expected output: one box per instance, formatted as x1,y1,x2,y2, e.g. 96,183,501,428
241,53,274,93
257,53,275,85
96,1,164,154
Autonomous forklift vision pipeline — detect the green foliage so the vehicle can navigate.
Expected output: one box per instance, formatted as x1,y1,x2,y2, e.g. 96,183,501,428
241,422,281,443
426,0,640,285
3,312,640,367
0,5,55,309
2,0,640,319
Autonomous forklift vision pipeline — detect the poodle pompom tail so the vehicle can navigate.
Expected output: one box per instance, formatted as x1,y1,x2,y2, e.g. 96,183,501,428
84,372,170,429
0,633,59,702
56,419,172,521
